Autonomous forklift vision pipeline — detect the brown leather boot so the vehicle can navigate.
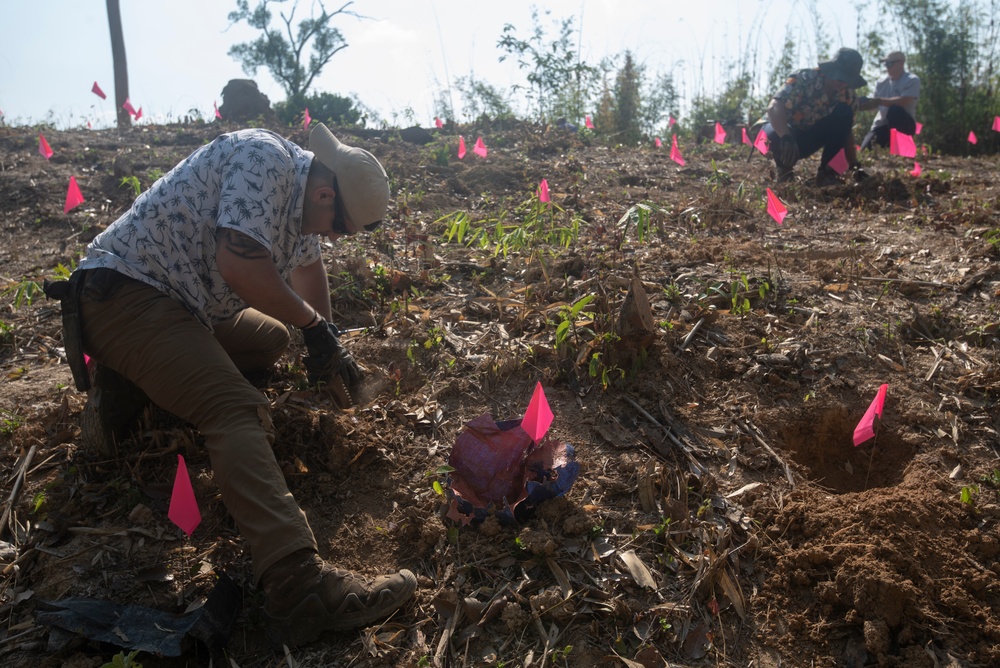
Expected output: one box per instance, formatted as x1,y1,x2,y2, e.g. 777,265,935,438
262,549,416,647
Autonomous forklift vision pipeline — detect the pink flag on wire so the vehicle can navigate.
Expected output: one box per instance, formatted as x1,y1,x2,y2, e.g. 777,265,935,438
38,134,54,160
87,121,92,130
766,188,787,225
668,116,677,127
714,122,726,144
993,116,1000,132
473,136,488,157
214,101,222,119
968,131,978,144
64,177,85,214
91,81,107,100
538,178,550,203
654,136,662,147
910,162,922,177
122,98,137,117
303,107,311,130
828,148,849,174
670,134,685,166
890,129,916,158
521,381,554,443
915,121,923,135
853,384,888,447
457,136,466,159
134,107,143,121
754,129,769,155
168,454,202,536
435,117,444,129
741,127,751,146
585,115,594,129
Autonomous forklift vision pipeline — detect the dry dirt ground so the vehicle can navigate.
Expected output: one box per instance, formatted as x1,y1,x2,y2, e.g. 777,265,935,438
0,119,998,668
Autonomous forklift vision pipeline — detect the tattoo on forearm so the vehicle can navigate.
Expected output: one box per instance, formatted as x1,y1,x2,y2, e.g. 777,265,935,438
218,228,270,260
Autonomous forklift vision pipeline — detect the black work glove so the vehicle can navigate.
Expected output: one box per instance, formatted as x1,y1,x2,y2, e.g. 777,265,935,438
777,134,799,165
301,321,361,388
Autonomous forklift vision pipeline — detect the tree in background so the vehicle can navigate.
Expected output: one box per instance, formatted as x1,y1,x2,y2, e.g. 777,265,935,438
228,0,357,101
453,74,515,122
228,0,366,128
106,0,130,130
592,52,678,144
498,8,599,123
687,70,753,132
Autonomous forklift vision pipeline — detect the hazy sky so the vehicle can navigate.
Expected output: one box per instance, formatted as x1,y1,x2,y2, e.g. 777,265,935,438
0,0,878,129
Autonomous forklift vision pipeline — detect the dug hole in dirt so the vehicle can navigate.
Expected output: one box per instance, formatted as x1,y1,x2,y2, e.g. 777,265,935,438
0,119,998,667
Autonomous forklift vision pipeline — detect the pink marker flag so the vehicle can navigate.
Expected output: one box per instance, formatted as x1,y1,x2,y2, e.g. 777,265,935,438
714,122,726,144
853,384,888,447
303,107,311,130
765,188,787,225
168,454,202,536
754,129,769,155
654,136,662,147
457,135,466,159
828,148,849,175
915,121,923,135
741,127,751,146
91,81,107,100
522,381,554,443
64,176,85,214
890,129,916,158
537,178,550,203
122,98,137,117
38,134,54,160
214,101,222,119
668,116,677,127
670,134,685,166
968,131,978,144
585,115,594,129
473,136,488,157
134,107,143,121
910,162,922,177
993,116,1000,132
435,117,444,129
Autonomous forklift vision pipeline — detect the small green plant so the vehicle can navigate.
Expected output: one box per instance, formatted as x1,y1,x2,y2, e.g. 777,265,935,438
960,485,979,506
147,168,165,182
119,175,141,197
982,470,1000,489
554,294,595,352
0,409,23,436
100,651,143,668
430,145,450,167
425,465,454,497
549,644,573,665
31,491,46,514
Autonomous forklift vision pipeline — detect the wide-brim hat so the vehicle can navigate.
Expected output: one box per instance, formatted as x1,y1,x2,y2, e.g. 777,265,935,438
818,47,867,89
309,123,389,233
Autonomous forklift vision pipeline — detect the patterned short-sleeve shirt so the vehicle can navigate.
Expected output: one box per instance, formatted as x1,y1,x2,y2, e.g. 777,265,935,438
773,68,859,130
79,129,322,328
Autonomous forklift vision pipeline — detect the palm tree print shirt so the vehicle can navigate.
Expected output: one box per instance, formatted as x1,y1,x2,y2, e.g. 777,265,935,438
79,130,322,329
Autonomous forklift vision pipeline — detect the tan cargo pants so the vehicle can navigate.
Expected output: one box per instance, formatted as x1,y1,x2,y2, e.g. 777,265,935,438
78,270,317,582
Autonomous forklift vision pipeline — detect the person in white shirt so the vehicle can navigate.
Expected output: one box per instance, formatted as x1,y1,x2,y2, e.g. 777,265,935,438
860,51,921,149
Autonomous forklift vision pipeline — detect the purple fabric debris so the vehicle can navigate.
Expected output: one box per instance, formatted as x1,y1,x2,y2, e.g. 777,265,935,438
446,413,579,525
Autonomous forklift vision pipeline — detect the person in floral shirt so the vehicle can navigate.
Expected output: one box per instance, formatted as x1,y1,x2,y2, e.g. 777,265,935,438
761,48,870,185
65,124,415,646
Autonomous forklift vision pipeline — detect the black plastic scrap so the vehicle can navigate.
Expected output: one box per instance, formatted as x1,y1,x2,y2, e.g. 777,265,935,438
35,571,241,657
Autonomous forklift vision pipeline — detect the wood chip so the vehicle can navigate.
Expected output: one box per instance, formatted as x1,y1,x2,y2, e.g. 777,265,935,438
619,549,657,589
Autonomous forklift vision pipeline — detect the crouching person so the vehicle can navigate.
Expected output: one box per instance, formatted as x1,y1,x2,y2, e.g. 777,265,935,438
52,124,415,646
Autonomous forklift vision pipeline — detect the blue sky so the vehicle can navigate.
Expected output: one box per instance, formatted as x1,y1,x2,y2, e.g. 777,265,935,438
0,0,878,129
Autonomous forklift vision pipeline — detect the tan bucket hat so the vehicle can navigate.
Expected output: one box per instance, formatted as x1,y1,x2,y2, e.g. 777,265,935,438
309,123,389,233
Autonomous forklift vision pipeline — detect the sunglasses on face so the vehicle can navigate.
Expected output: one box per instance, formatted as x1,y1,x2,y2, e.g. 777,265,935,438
884,60,901,66
330,177,383,235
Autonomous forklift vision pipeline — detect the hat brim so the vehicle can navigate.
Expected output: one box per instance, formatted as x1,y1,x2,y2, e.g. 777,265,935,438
309,122,389,234
818,62,867,89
